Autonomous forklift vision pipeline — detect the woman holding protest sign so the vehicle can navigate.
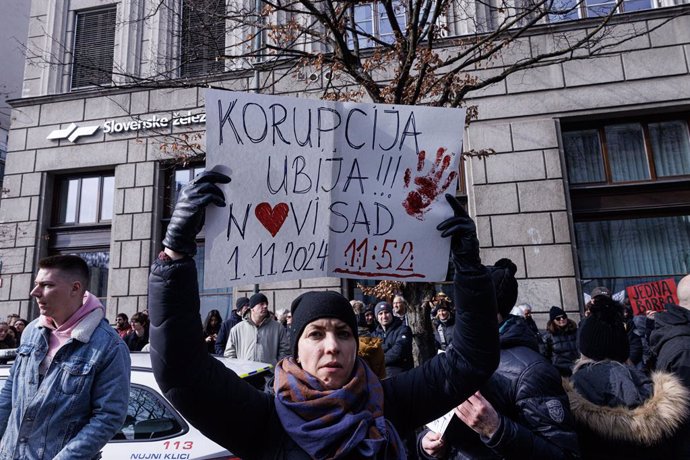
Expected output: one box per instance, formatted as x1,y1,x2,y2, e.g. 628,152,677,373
148,170,499,459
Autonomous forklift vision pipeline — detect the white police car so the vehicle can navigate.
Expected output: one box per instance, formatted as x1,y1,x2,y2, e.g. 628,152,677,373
0,351,272,460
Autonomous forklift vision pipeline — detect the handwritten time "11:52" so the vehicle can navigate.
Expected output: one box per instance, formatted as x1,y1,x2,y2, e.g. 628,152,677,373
344,238,414,272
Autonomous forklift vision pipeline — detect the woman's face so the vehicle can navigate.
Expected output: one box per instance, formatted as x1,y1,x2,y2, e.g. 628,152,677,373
364,311,374,324
209,316,220,328
437,308,450,321
297,318,357,391
554,315,568,328
131,319,145,334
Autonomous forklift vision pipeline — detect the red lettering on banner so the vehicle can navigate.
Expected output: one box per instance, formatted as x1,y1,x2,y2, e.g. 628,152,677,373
626,278,678,315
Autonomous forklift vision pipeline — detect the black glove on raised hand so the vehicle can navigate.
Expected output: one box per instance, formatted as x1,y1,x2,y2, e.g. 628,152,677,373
436,193,483,275
162,170,231,256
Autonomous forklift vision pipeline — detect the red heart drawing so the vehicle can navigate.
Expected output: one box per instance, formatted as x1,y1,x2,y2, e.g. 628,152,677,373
255,202,289,237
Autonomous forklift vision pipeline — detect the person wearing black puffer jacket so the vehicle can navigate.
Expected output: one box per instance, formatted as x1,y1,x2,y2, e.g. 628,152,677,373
649,274,690,458
418,258,580,460
148,170,500,460
373,301,414,377
543,306,579,377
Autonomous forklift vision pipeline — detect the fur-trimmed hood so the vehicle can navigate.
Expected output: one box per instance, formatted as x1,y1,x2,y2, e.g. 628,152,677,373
564,358,690,446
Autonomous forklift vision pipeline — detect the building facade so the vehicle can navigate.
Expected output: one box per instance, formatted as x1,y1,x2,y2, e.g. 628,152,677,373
1,0,689,325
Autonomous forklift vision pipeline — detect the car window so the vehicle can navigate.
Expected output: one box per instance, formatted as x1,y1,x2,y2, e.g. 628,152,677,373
111,384,187,442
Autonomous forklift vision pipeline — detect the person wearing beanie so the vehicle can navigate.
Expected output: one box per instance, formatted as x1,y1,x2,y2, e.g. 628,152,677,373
223,292,290,366
563,300,689,460
543,306,579,376
214,296,251,354
420,258,579,459
150,180,501,458
363,305,377,333
432,300,455,352
373,300,414,377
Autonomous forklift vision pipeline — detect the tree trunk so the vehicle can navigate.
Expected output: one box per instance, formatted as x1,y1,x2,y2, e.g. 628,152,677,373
404,283,438,366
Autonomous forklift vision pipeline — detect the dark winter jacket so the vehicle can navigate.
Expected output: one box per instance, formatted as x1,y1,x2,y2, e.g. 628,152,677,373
633,315,653,368
148,257,500,459
124,329,149,351
432,316,455,351
418,316,579,460
624,318,643,366
543,319,579,376
215,310,244,355
373,317,414,376
565,358,689,460
650,304,690,457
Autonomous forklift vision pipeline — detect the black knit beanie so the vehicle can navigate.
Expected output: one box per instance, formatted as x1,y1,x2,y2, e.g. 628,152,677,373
235,296,250,310
549,306,566,322
290,291,358,357
578,303,629,362
487,258,519,318
249,293,268,308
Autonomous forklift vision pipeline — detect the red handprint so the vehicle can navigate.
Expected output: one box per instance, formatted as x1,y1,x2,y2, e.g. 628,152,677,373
402,147,458,220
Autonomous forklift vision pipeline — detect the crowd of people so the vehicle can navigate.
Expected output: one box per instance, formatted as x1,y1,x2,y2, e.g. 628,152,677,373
2,168,690,460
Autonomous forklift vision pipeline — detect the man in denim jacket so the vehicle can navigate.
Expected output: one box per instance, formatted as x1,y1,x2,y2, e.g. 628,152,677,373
0,255,130,459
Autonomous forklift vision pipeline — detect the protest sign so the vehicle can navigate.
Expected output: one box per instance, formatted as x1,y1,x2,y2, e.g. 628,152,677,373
203,89,465,288
626,278,678,315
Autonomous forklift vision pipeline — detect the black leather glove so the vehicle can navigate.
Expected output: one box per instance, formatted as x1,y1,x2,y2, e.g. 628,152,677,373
162,170,231,256
436,193,483,275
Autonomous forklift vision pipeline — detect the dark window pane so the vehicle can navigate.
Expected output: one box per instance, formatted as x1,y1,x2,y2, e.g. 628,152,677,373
181,0,226,77
72,250,110,301
79,177,100,223
575,215,690,280
563,130,605,184
605,123,650,182
649,121,690,177
72,7,117,88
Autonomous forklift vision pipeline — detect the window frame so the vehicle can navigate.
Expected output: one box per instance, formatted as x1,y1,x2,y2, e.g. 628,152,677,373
562,112,690,297
53,173,115,227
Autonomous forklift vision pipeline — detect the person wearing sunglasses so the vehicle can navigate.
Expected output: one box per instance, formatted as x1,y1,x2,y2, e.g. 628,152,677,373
543,306,579,377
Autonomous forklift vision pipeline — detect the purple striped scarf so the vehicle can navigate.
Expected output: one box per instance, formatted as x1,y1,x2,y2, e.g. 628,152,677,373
274,357,405,459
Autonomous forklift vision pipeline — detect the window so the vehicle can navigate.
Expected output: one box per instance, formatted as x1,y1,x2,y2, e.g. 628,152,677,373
562,114,690,296
564,118,690,185
349,1,406,48
112,385,186,441
181,0,226,77
57,175,114,225
71,7,117,89
50,173,115,304
164,166,233,319
549,0,652,22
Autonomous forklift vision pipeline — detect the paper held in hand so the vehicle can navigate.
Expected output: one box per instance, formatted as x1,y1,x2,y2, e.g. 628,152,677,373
203,89,465,289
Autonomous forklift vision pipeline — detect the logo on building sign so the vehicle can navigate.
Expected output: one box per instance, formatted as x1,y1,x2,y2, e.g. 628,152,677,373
47,123,100,143
46,111,207,143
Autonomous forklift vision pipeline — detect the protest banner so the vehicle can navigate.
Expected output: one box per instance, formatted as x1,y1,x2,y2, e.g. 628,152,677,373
626,278,678,315
203,89,465,288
